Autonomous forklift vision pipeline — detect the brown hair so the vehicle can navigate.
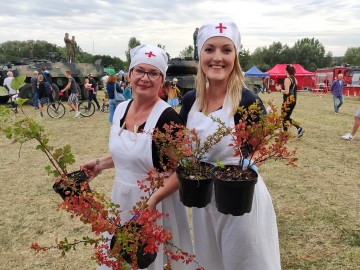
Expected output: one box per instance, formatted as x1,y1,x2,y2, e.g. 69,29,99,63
163,80,171,89
286,64,296,76
107,74,117,83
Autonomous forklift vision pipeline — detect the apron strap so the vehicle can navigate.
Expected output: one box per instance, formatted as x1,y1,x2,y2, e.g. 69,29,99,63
144,100,170,131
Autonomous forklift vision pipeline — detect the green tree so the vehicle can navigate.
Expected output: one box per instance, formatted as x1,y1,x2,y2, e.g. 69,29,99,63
239,46,251,71
78,51,95,63
125,37,141,64
157,44,171,61
292,38,328,71
0,40,63,63
343,47,360,66
93,55,125,71
178,45,193,59
251,47,266,65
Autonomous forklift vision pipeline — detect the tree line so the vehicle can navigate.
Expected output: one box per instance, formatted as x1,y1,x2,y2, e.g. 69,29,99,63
1,37,359,73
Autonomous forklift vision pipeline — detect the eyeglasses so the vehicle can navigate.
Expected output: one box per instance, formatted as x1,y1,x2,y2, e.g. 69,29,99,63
132,68,162,80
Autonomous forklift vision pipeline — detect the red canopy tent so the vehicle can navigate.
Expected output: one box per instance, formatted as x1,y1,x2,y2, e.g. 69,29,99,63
265,64,315,91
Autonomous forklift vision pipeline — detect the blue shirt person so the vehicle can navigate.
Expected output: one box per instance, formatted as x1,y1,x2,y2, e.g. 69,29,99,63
331,73,344,113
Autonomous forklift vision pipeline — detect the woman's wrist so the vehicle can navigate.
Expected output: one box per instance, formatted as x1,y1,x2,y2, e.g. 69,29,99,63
95,158,102,174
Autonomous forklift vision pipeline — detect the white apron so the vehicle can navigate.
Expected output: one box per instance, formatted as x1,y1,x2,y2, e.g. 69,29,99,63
187,96,281,270
98,100,194,270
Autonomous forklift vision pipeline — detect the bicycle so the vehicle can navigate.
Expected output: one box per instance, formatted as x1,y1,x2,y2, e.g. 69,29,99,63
77,99,96,117
46,100,95,118
46,101,66,119
58,91,96,117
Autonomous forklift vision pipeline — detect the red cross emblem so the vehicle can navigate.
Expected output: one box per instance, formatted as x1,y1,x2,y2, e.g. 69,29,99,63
145,51,156,58
215,23,227,33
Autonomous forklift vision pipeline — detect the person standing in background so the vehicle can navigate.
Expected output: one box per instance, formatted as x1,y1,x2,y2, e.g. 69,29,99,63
88,74,101,110
262,76,270,93
105,74,122,124
70,36,77,63
159,81,170,102
37,74,51,118
64,33,71,62
41,67,53,84
122,81,133,100
31,70,39,109
167,79,180,109
331,73,345,114
3,71,18,113
193,27,199,61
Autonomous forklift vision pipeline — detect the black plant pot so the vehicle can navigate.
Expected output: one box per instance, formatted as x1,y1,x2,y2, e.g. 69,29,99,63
52,170,91,200
212,165,258,216
110,223,157,269
176,163,213,208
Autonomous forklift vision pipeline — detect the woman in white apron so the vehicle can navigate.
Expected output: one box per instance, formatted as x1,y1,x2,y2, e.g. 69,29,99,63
179,21,281,270
82,44,193,269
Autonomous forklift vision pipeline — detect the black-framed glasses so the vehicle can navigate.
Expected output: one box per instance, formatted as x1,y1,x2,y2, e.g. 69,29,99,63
131,68,162,80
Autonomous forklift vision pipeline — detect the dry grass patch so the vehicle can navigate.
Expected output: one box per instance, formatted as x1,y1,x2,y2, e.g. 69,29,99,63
0,91,359,269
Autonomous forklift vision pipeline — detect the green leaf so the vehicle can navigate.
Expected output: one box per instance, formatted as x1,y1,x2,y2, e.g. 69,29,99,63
16,98,28,106
0,86,8,96
45,165,51,175
11,75,26,91
216,159,225,169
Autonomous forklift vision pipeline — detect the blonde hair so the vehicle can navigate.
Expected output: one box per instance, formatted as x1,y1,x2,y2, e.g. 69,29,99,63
195,53,246,114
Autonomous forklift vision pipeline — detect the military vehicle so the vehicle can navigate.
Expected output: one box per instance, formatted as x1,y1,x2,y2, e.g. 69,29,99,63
0,56,103,105
166,57,198,96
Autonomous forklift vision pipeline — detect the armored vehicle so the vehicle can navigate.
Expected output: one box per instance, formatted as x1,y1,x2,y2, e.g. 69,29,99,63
166,57,198,96
0,58,103,105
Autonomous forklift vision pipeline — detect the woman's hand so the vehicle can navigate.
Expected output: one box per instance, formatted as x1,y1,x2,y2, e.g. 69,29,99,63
80,154,114,181
80,159,101,181
146,195,159,211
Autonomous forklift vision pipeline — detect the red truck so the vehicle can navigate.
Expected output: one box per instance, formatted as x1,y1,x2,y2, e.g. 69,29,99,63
314,65,360,96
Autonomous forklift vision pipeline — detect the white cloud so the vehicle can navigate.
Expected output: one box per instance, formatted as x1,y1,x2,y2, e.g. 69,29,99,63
0,0,359,61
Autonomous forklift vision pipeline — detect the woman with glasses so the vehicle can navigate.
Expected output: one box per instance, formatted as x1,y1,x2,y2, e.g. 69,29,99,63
82,44,193,269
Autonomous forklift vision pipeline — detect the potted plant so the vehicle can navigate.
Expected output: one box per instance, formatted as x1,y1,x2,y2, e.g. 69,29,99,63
211,98,298,216
0,104,202,269
0,100,90,200
152,122,232,208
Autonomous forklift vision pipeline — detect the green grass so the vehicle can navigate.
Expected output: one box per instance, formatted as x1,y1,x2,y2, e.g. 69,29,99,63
0,91,359,269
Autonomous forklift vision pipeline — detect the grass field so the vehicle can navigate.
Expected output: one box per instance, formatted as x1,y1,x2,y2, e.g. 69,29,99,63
0,91,359,270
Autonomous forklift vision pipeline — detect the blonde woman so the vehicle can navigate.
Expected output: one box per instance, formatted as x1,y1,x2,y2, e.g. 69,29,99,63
179,21,281,270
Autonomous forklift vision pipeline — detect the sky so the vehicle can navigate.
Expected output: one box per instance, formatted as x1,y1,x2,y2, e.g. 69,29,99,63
0,0,359,61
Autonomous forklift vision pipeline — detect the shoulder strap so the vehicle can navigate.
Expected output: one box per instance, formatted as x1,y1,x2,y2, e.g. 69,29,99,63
144,100,170,131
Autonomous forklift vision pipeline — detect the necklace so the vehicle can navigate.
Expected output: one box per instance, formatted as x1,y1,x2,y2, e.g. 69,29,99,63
119,98,159,140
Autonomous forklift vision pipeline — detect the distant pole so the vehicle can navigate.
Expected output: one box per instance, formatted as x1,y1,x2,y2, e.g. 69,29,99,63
93,40,94,55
